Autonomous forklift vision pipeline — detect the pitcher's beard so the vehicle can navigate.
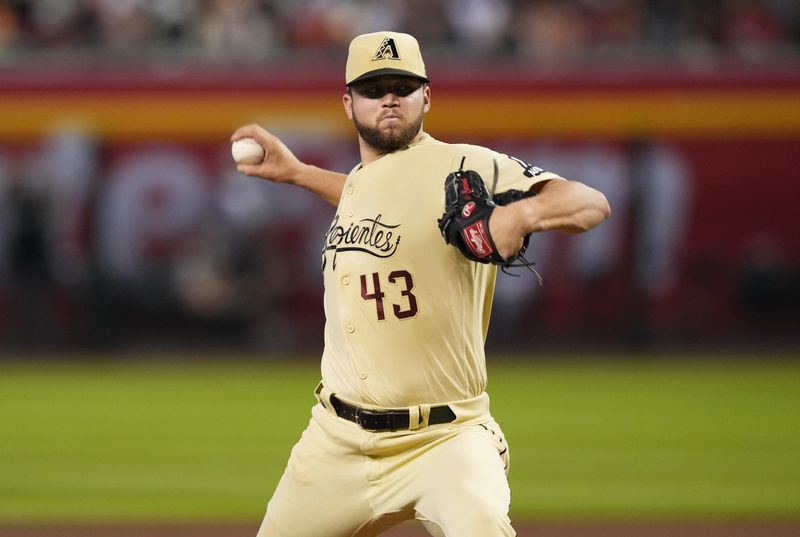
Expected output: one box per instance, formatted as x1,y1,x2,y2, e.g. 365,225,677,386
353,109,424,153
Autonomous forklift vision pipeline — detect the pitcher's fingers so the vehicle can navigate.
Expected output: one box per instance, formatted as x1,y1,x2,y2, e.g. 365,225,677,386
236,163,262,176
230,124,263,142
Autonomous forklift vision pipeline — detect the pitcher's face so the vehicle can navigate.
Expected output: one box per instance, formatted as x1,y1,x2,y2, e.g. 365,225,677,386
344,76,430,153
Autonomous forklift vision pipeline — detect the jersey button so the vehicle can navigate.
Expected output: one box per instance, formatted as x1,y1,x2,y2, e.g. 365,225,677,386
346,324,355,333
342,276,350,285
347,210,354,217
347,186,353,195
359,371,368,380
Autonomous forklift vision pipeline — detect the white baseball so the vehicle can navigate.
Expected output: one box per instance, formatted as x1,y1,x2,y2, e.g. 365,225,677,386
231,137,265,165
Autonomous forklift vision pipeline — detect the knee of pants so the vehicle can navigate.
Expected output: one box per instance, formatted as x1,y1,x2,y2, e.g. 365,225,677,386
416,479,513,537
417,499,515,537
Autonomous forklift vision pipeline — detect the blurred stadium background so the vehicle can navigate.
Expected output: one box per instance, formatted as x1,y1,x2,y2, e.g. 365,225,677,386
0,0,798,353
1,1,799,535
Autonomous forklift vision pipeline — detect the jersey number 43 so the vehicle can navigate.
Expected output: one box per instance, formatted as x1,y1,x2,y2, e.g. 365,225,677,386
360,271,418,320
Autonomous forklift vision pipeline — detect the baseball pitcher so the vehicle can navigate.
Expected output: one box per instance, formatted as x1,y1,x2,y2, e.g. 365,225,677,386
232,31,610,537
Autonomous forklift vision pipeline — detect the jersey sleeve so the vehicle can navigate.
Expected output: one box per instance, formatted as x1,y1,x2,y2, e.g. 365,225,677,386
454,145,564,195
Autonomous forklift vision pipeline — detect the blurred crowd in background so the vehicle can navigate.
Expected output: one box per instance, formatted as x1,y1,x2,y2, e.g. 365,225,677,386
0,132,337,353
0,0,799,66
0,1,798,356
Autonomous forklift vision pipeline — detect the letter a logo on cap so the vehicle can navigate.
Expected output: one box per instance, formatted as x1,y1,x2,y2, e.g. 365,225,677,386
372,37,401,61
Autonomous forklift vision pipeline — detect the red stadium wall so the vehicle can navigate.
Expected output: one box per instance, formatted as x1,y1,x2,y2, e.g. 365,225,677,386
0,65,798,348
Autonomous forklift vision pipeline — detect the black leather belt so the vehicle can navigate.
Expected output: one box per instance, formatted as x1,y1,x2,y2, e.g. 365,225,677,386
329,394,456,432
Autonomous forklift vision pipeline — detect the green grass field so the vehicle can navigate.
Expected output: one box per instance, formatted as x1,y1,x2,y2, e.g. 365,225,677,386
1,354,799,523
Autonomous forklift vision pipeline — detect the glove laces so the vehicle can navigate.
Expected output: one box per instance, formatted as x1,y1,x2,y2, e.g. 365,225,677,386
490,158,543,286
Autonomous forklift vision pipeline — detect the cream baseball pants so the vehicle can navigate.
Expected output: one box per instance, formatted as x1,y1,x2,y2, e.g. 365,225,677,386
256,386,514,537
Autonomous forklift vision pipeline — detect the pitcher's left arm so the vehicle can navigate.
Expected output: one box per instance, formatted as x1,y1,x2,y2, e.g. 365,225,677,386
489,179,611,260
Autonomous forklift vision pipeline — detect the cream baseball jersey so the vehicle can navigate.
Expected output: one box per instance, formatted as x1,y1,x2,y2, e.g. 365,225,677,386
321,133,562,407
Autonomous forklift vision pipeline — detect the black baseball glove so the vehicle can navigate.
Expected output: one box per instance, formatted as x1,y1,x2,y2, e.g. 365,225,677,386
437,163,536,268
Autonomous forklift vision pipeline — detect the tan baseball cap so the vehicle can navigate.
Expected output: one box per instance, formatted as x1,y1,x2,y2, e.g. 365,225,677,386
345,31,429,86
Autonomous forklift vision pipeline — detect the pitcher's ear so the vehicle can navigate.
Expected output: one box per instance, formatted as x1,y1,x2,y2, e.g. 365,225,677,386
343,91,354,119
